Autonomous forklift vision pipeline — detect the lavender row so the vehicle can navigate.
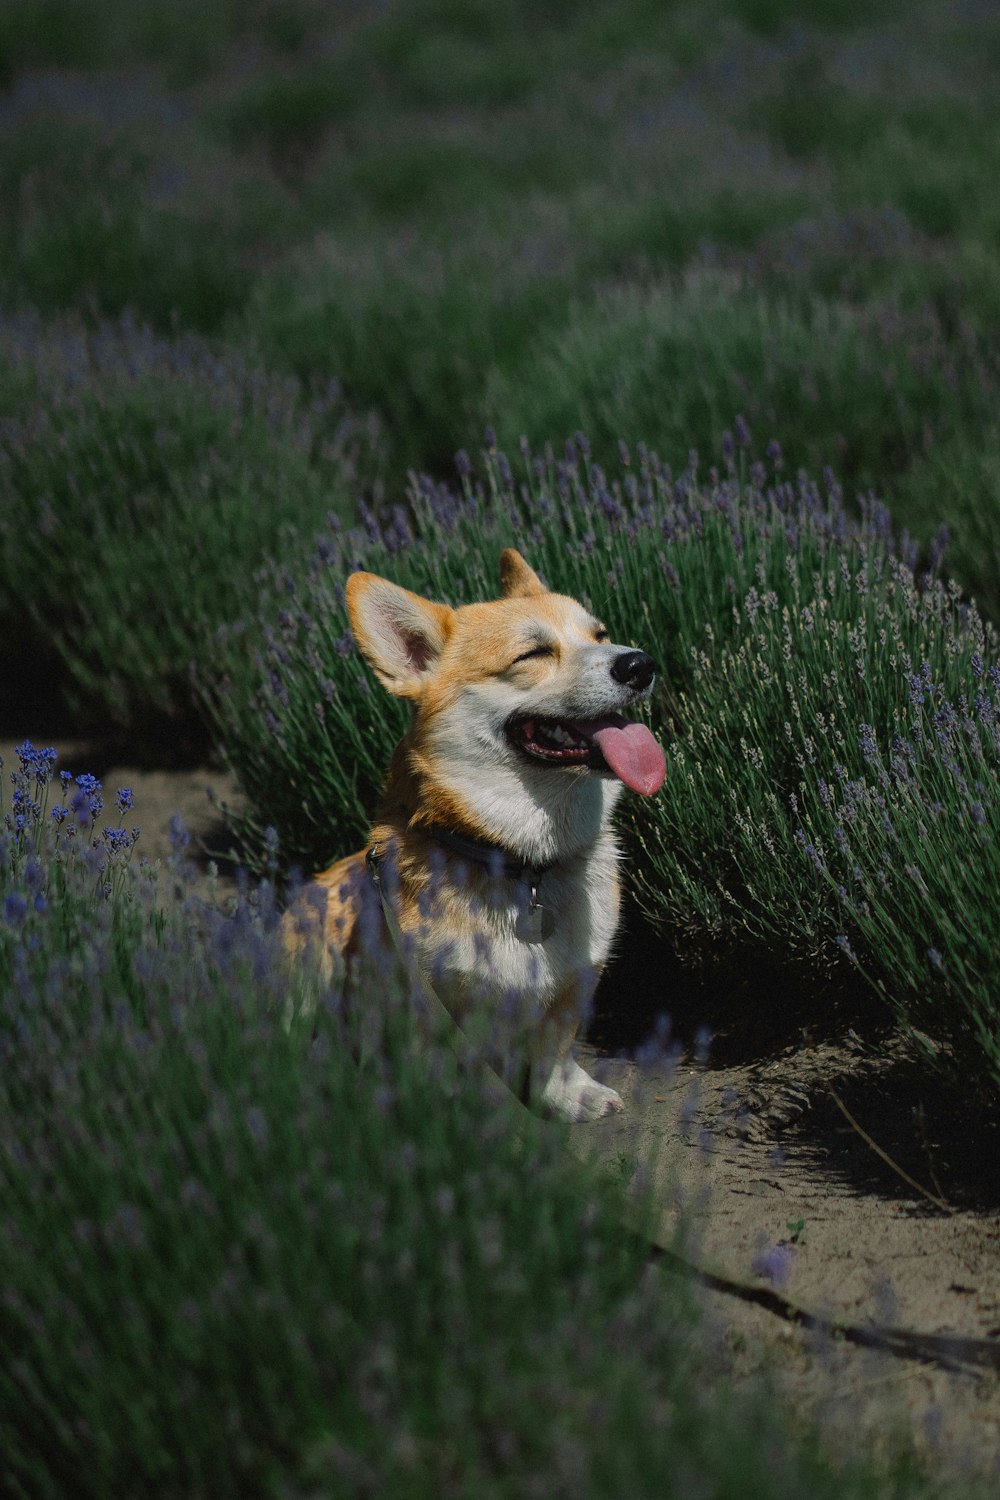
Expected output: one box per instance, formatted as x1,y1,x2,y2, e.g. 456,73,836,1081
203,429,1000,1099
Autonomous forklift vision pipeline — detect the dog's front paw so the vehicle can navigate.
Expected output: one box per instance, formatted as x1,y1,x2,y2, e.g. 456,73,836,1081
540,1058,624,1123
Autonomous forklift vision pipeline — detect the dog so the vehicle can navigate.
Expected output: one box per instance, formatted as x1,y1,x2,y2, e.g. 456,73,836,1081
285,548,665,1121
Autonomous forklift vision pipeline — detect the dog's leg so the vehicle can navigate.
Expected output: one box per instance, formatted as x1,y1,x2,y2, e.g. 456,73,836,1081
540,1055,625,1122
535,974,624,1123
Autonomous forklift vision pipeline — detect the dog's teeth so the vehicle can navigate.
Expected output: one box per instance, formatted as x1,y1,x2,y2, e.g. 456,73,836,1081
514,716,589,757
530,721,585,750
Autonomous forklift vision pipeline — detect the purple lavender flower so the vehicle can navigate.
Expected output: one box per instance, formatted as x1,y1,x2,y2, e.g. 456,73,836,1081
263,826,280,872
168,814,190,853
74,780,103,816
752,1242,793,1288
15,743,58,786
3,892,28,926
71,783,103,823
928,523,950,571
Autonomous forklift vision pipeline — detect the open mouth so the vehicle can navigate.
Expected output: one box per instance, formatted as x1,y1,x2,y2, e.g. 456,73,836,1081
510,715,601,767
507,713,666,796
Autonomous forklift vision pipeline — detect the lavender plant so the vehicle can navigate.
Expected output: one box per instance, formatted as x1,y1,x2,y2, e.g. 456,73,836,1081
199,429,889,872
799,652,1000,1089
203,432,1000,1101
1,740,141,990
483,276,996,510
0,310,378,729
3,0,1000,611
0,0,323,83
626,519,1000,1091
2,743,938,1497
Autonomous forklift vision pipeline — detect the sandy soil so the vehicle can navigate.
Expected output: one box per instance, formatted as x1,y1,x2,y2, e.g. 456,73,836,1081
578,1044,1000,1481
7,736,1000,1483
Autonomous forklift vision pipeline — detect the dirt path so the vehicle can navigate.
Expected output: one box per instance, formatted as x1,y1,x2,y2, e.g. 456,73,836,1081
577,1044,1000,1479
7,737,1000,1482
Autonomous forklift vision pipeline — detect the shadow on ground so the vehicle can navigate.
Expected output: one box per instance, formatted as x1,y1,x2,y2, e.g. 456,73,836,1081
591,895,1000,1215
590,891,884,1063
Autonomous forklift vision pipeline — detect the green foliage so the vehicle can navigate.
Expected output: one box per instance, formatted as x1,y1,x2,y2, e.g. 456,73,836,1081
0,114,285,331
484,275,995,503
0,312,375,727
3,0,1000,623
756,51,880,159
0,745,932,1499
0,0,321,85
216,60,368,156
625,512,1000,1092
726,0,879,31
892,427,1000,623
244,232,570,478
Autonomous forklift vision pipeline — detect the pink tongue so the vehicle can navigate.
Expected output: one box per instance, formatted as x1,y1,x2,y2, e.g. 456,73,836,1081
590,720,666,796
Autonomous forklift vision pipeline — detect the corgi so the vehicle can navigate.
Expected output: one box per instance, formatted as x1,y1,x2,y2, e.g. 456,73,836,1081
285,548,666,1121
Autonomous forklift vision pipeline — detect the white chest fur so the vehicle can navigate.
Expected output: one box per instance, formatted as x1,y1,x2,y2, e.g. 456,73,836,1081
407,830,621,1017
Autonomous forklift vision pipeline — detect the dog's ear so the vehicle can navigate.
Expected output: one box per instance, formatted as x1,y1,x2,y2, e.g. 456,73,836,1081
346,573,452,697
499,548,547,599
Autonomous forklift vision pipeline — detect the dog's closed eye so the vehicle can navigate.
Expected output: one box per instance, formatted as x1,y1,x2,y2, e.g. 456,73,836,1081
511,643,554,665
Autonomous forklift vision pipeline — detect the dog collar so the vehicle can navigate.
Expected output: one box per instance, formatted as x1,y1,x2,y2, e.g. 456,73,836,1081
366,832,553,888
422,825,554,887
366,828,557,943
424,826,557,944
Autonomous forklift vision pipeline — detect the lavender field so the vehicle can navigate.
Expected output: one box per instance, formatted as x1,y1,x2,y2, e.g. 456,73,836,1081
3,2,1000,1493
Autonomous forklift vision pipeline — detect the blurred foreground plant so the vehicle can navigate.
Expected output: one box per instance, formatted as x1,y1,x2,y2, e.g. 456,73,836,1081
1,741,937,1498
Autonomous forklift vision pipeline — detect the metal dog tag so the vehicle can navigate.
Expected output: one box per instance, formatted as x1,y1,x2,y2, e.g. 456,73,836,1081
515,884,555,944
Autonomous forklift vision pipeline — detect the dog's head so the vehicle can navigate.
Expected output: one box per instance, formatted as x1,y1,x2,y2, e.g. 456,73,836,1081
346,550,665,854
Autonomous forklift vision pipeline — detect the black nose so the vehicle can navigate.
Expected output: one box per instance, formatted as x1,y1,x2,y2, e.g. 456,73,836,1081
610,649,655,691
